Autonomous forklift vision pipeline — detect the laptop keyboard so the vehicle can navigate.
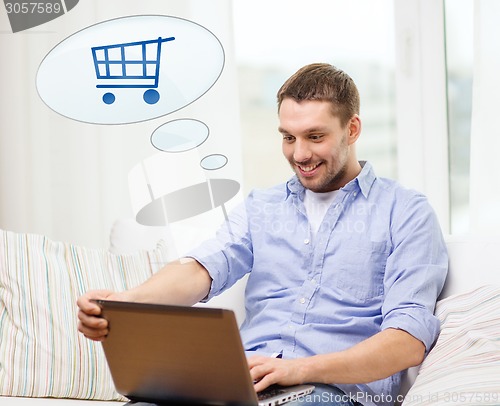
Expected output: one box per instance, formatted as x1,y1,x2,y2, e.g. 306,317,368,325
257,385,288,400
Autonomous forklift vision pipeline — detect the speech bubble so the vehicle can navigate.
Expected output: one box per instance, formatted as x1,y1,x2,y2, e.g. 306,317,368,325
151,119,209,153
36,15,225,124
200,154,228,170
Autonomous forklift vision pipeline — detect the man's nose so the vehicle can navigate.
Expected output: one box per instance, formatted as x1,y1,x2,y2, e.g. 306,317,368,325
293,140,312,163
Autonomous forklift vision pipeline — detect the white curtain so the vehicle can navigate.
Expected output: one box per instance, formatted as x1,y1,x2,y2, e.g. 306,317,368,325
468,0,500,235
0,0,242,248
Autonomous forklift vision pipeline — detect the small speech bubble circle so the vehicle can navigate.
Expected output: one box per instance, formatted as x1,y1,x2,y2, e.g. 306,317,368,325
151,119,209,153
36,15,225,124
200,154,228,170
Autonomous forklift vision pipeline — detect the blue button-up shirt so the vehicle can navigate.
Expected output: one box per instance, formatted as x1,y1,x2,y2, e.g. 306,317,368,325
188,162,448,406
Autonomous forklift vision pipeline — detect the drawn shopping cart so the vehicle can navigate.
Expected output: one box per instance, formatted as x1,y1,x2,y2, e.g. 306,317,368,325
91,36,175,105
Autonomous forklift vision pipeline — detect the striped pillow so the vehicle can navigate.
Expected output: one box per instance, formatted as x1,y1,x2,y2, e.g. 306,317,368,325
402,285,500,405
0,229,169,400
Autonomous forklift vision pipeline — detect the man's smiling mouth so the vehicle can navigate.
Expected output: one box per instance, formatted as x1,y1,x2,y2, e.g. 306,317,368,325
296,162,321,176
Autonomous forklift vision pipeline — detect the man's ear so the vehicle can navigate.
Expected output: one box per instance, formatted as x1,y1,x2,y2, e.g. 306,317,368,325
347,115,362,145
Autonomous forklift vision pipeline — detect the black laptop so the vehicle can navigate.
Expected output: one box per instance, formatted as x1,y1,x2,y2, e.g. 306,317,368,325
94,300,315,406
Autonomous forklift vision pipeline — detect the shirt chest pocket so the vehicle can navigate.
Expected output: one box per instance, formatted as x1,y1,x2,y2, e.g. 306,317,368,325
329,240,390,301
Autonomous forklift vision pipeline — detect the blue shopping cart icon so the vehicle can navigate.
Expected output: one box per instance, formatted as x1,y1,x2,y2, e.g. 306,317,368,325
91,36,175,105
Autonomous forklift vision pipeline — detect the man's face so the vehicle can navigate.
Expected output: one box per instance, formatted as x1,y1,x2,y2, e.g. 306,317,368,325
279,98,357,193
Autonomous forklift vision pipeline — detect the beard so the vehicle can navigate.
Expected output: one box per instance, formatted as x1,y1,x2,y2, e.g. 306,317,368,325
290,135,351,193
293,160,349,193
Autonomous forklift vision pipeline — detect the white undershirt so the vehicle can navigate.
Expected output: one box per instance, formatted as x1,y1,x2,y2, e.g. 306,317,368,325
303,189,339,236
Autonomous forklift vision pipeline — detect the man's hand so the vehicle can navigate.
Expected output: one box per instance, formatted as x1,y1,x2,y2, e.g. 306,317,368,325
248,356,307,393
76,290,122,341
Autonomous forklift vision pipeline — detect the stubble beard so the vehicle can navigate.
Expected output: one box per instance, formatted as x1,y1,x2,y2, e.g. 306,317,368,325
294,161,349,193
292,142,350,193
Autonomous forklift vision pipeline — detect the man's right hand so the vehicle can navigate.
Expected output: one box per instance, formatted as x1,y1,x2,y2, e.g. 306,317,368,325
76,290,122,341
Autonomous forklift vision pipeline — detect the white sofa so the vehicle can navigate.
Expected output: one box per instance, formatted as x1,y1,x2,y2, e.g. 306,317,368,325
1,222,500,406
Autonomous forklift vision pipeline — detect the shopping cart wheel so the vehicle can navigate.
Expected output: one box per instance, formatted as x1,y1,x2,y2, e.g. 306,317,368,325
143,89,160,104
103,92,115,105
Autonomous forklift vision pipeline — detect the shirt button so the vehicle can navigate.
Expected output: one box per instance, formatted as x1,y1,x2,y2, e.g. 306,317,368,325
304,239,310,245
300,298,306,304
311,279,317,285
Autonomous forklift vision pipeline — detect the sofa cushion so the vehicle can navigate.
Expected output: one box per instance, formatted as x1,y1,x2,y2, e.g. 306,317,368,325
402,285,500,405
0,229,169,400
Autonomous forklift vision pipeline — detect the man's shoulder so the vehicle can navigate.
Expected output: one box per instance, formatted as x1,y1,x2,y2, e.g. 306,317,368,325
373,175,426,200
357,162,425,203
371,176,436,222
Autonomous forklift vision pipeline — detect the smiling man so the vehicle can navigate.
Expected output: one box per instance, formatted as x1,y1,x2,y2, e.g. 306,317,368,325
78,63,448,406
279,77,361,194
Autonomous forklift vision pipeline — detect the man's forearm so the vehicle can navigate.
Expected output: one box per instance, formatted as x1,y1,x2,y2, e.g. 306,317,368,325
118,258,212,306
299,328,425,385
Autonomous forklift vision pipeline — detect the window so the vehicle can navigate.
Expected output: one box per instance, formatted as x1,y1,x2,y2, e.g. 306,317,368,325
445,0,473,234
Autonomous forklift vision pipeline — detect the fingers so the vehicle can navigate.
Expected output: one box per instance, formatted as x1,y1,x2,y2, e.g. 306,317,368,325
248,356,280,392
76,290,115,341
248,356,304,393
254,374,275,393
76,289,114,314
77,311,108,341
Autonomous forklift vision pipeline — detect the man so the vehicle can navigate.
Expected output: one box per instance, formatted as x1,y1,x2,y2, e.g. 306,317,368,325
78,63,448,406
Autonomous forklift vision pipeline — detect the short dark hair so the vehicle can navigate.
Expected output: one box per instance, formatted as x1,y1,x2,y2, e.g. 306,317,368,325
277,63,360,126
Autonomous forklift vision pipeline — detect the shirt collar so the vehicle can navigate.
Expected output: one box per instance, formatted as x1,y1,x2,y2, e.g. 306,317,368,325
346,161,376,198
285,160,376,199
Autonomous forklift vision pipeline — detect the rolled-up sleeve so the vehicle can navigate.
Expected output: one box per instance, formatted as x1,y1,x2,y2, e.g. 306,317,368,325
380,193,448,351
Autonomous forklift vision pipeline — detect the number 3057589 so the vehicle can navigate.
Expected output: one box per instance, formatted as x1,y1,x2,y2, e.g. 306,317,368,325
5,2,62,14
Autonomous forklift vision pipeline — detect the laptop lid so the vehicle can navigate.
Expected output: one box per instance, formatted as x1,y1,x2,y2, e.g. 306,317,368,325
94,300,314,406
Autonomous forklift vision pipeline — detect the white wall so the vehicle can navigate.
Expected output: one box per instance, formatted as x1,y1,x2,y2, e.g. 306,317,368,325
0,0,242,248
